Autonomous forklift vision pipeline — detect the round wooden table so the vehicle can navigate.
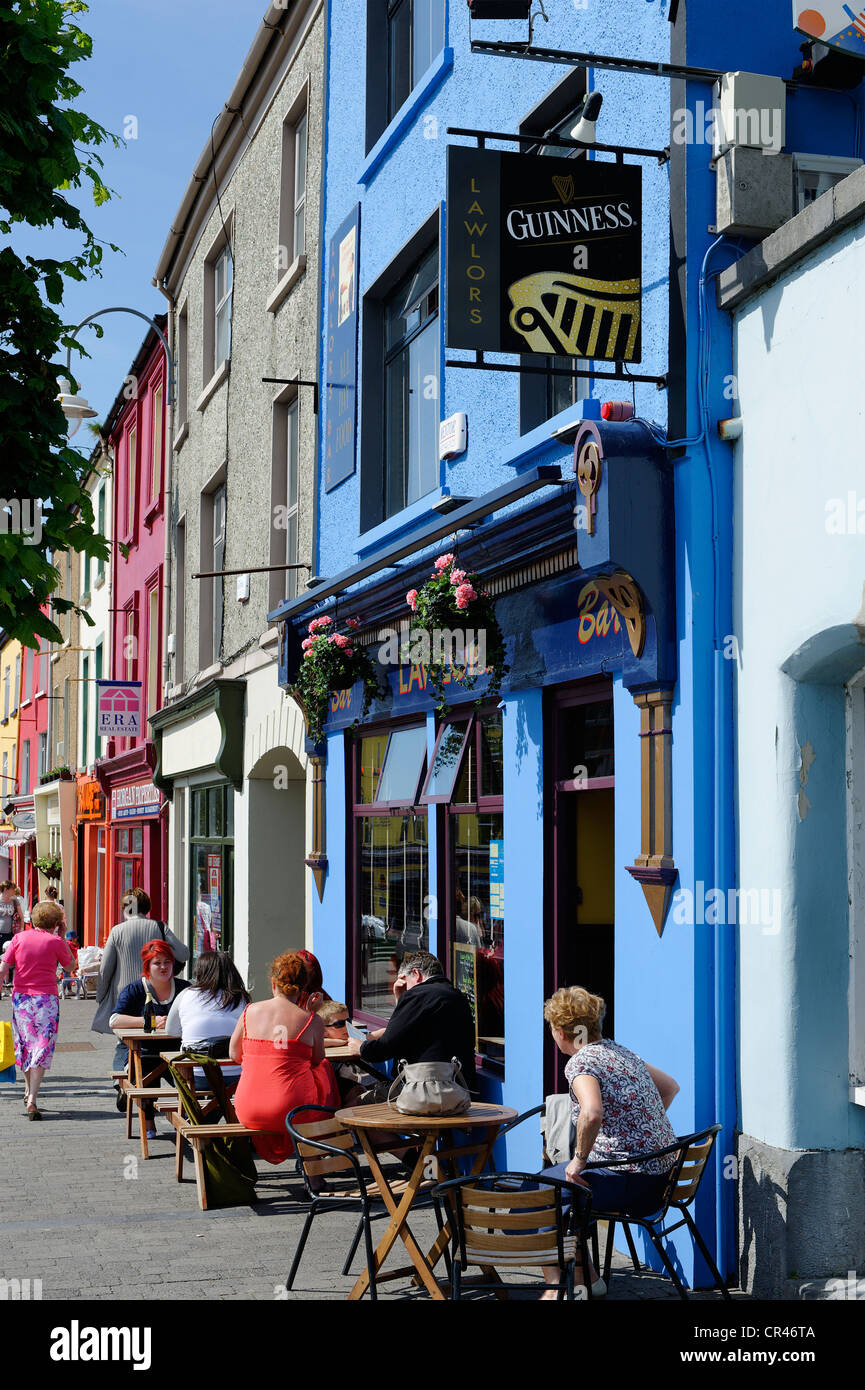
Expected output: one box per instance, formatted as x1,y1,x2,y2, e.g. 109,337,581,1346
335,1101,517,1301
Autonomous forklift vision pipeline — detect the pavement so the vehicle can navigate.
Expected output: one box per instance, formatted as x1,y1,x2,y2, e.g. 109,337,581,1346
0,994,747,1302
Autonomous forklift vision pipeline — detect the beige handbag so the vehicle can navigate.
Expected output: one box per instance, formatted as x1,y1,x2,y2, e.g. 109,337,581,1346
387,1057,472,1116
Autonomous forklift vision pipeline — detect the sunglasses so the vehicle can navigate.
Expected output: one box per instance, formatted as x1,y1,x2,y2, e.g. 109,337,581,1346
328,1018,349,1027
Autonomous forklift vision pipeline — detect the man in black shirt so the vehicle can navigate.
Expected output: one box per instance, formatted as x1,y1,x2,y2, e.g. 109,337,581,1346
346,950,477,1091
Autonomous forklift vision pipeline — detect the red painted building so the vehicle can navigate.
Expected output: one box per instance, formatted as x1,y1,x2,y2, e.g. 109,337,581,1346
94,319,169,933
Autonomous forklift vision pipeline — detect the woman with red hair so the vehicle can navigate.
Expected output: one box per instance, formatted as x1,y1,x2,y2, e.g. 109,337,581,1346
110,940,190,1138
229,951,338,1164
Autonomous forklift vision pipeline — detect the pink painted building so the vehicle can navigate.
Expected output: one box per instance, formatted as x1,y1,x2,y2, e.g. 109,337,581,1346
94,319,169,930
12,630,50,911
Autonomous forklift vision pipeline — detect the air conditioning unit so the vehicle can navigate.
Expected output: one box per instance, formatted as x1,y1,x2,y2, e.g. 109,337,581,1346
793,153,864,212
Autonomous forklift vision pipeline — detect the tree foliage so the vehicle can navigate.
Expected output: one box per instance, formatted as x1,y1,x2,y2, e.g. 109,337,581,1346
0,0,118,646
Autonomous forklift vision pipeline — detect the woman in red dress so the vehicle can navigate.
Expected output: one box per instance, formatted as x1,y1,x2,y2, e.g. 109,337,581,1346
229,951,339,1164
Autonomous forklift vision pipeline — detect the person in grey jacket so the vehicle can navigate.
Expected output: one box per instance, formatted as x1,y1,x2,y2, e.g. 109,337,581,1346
92,888,189,1077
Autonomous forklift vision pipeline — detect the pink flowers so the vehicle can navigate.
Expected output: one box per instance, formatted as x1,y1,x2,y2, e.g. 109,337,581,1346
454,583,477,610
301,636,314,651
449,568,467,586
406,589,418,611
434,553,455,572
330,633,352,649
346,617,361,630
308,616,332,633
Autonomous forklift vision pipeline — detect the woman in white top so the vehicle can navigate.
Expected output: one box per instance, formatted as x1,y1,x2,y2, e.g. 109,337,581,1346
165,950,250,1084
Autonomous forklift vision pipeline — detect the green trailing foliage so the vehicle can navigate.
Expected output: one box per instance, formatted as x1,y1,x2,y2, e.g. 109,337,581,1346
0,0,120,646
291,616,382,747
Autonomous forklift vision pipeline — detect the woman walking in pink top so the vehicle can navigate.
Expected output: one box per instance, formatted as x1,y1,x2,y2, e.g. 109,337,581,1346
0,900,74,1119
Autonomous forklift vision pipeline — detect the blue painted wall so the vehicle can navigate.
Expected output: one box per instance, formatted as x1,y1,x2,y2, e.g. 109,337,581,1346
306,0,865,1283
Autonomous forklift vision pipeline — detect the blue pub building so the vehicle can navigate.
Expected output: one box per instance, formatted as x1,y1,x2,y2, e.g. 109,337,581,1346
270,0,865,1290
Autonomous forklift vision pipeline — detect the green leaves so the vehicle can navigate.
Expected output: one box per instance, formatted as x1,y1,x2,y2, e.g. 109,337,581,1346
0,0,117,646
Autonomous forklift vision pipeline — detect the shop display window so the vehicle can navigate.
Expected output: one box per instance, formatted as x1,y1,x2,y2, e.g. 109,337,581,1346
190,784,234,960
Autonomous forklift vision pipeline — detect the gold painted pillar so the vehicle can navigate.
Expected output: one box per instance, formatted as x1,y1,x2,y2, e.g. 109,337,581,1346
625,688,677,935
304,752,328,903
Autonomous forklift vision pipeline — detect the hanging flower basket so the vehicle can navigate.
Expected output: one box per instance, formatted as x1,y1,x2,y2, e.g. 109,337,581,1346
35,855,62,880
405,553,508,716
290,616,382,746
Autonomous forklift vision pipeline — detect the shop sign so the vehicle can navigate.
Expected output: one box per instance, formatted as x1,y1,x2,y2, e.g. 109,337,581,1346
76,779,104,821
324,204,361,492
446,145,642,361
97,680,142,738
110,782,161,820
794,4,865,56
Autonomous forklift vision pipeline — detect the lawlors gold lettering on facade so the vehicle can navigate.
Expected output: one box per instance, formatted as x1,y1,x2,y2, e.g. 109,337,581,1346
508,273,641,360
464,177,486,325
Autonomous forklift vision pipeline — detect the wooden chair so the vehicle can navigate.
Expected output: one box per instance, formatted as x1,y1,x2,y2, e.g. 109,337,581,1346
586,1124,731,1299
285,1105,443,1300
433,1171,595,1301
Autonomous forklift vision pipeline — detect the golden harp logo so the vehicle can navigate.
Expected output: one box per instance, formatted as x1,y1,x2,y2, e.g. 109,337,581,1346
552,174,574,203
507,272,641,359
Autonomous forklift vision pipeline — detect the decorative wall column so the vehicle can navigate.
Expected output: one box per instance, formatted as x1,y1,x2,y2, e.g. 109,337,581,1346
625,688,677,935
304,752,328,903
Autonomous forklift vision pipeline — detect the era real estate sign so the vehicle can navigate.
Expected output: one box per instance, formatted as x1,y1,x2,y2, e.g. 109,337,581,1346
446,146,642,362
97,680,142,739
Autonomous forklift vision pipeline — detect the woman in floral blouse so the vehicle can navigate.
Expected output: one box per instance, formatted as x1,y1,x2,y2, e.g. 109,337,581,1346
539,985,679,1299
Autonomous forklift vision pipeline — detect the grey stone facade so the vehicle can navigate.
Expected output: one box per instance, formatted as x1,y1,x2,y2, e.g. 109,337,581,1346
155,1,324,690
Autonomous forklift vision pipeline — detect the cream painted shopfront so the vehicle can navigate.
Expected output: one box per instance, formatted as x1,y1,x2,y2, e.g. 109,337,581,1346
150,659,312,994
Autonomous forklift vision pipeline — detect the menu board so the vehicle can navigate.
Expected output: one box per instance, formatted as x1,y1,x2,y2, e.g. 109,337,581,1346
453,943,479,1049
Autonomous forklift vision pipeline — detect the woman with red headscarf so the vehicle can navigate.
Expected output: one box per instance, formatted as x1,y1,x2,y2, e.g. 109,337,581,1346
110,940,190,1138
230,951,338,1164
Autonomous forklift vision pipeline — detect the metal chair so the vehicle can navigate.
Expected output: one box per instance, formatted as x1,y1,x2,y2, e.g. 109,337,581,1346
285,1105,444,1300
433,1171,595,1301
586,1124,731,1299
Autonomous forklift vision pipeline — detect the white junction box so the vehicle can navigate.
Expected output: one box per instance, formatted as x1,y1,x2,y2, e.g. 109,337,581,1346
713,71,786,157
439,411,467,460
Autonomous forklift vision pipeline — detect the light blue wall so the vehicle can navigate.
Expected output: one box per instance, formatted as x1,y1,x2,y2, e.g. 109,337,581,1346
732,213,865,1155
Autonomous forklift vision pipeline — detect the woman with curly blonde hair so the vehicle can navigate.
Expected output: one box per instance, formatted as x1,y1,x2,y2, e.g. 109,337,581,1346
229,951,339,1164
537,985,680,1298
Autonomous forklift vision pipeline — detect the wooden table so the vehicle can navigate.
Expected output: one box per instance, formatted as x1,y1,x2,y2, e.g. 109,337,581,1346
113,1028,182,1160
335,1101,517,1301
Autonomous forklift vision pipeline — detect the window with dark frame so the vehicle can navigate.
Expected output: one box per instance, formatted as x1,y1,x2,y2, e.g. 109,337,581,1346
422,707,505,1067
352,724,430,1022
211,485,226,665
190,784,234,960
383,245,440,520
387,0,445,124
269,397,299,612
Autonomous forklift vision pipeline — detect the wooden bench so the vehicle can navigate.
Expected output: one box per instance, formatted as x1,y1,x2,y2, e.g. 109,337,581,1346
173,1120,277,1210
123,1085,180,1159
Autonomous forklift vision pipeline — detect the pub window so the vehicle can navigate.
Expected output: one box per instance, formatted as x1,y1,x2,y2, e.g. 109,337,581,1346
190,784,235,960
366,0,446,151
423,707,505,1068
384,245,440,520
353,724,429,1022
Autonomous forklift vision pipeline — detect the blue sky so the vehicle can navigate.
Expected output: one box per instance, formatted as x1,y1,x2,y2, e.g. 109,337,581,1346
15,0,267,433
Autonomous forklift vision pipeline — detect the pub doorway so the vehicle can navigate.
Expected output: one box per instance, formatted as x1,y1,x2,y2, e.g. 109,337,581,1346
545,679,615,1095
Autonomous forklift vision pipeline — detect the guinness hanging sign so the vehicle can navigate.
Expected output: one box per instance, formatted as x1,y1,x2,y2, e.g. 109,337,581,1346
446,145,642,362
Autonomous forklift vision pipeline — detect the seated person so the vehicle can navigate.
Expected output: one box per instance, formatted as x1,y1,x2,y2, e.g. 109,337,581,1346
110,940,189,1138
345,950,477,1092
230,951,338,1164
316,998,373,1107
165,950,250,1088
